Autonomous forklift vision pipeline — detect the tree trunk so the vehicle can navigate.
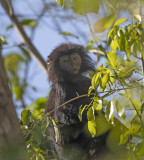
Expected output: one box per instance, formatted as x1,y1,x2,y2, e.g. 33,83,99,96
0,46,27,160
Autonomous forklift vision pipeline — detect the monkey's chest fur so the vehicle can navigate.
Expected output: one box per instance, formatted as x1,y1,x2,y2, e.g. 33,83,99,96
51,78,91,125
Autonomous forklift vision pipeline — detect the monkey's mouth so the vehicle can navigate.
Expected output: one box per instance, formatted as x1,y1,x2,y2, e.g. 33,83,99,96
72,69,79,74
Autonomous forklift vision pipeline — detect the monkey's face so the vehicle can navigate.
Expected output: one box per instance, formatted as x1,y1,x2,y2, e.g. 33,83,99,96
59,53,81,75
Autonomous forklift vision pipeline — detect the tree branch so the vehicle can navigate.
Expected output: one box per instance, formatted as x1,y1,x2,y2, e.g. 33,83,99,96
0,0,47,73
0,43,27,158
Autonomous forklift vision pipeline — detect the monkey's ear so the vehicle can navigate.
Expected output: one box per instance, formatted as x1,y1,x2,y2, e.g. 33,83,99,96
47,56,51,64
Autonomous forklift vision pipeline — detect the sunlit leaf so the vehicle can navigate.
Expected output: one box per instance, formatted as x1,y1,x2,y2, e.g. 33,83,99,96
105,100,114,124
119,132,129,145
93,100,102,112
98,64,103,70
21,109,31,125
125,125,141,135
134,15,142,22
91,72,101,88
88,121,96,137
88,86,94,94
107,28,114,40
110,38,119,52
107,52,116,67
87,106,95,121
115,100,126,121
119,30,125,51
101,72,109,91
78,105,87,121
114,18,128,26
86,41,95,50
94,14,115,33
109,72,113,85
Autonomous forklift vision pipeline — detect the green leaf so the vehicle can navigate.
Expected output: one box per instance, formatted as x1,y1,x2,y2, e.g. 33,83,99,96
12,86,23,100
4,53,25,72
91,72,101,88
88,86,94,94
6,24,13,30
119,132,129,145
73,0,100,15
57,0,64,6
110,38,119,52
114,18,128,26
93,100,102,113
101,72,109,91
86,41,95,50
115,100,126,121
116,67,135,79
119,93,131,98
94,14,115,33
135,140,144,155
125,125,141,135
59,31,79,39
27,98,47,119
107,52,116,67
21,109,31,125
41,117,50,137
78,105,87,121
21,19,36,28
87,106,95,121
52,119,59,143
88,121,96,137
98,64,103,70
132,100,141,110
140,88,144,102
0,36,7,44
109,72,113,85
107,28,114,40
31,126,43,144
36,153,45,160
105,100,114,124
119,30,125,51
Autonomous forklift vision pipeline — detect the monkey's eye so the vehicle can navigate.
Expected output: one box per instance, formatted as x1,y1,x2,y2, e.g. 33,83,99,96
64,59,69,63
73,57,78,60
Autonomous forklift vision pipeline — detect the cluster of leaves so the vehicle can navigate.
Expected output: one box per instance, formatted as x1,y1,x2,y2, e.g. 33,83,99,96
3,45,32,105
79,18,144,159
20,98,55,160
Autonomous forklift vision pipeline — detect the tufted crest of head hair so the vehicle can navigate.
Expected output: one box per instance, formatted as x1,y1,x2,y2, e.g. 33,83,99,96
47,43,95,83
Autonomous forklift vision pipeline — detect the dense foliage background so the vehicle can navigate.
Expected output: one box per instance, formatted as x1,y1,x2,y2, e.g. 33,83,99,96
1,0,144,159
